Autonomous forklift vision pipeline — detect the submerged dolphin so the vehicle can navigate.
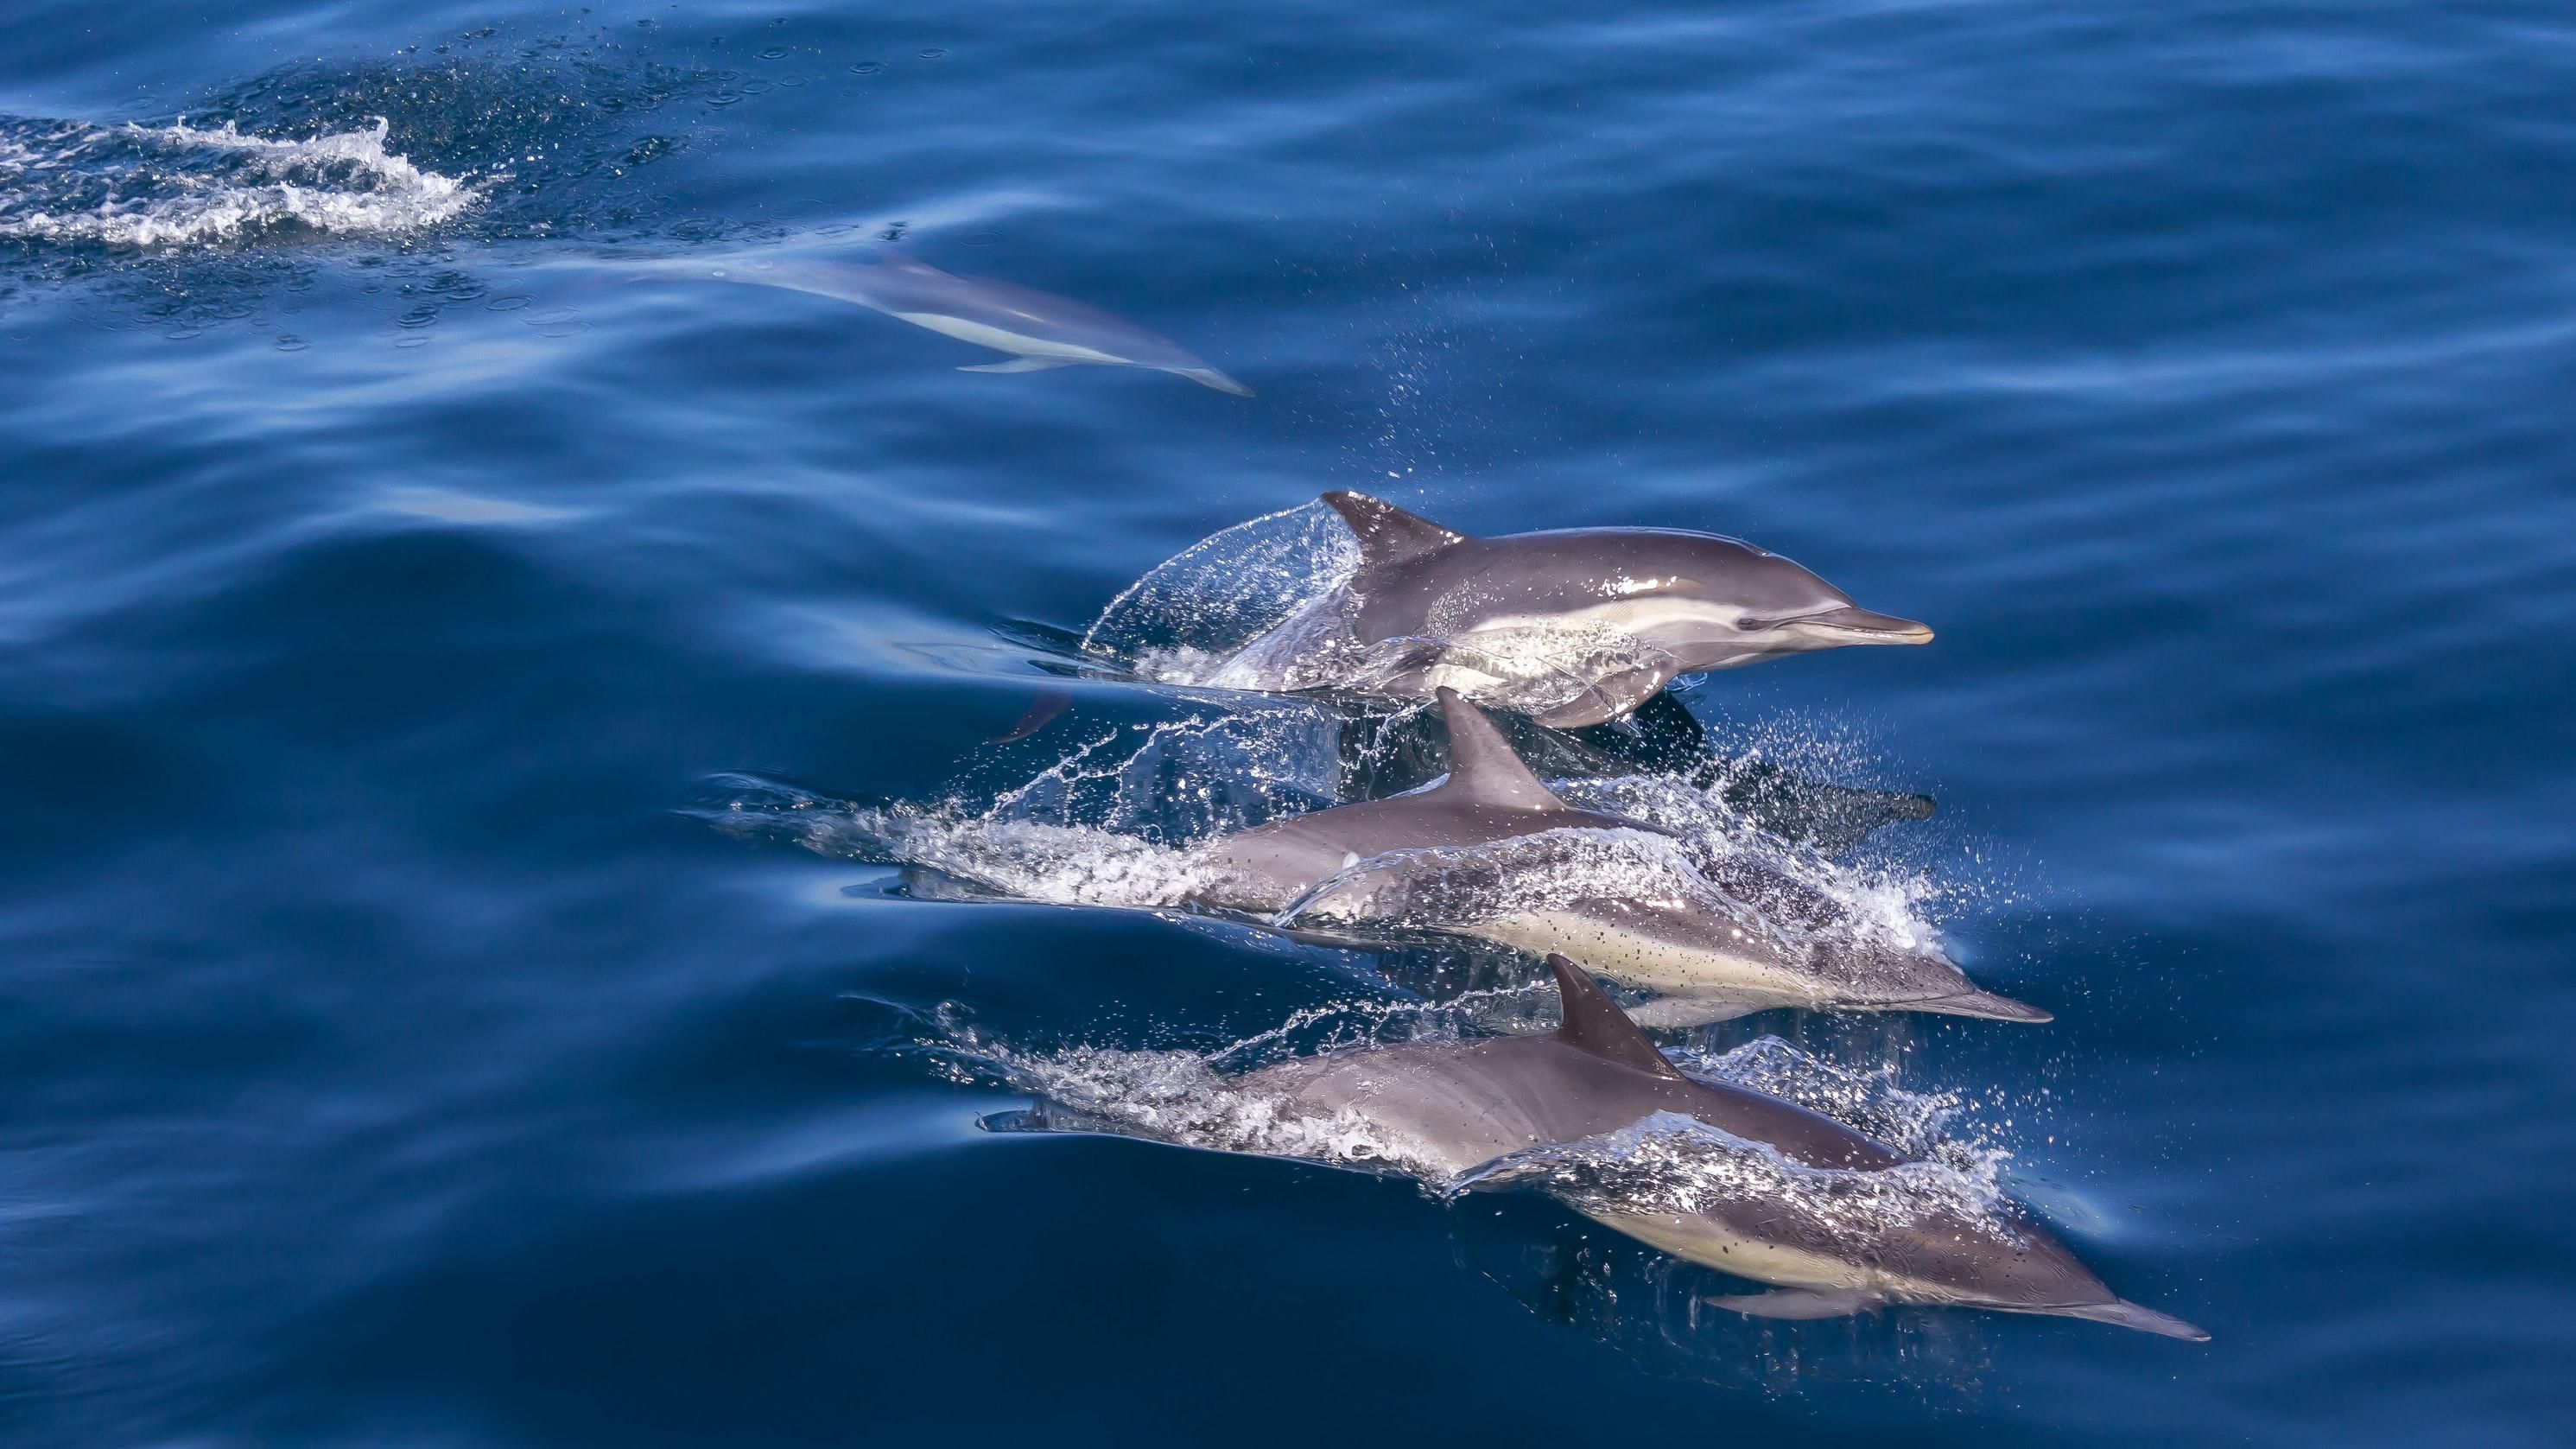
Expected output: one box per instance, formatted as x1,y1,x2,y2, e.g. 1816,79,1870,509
1186,689,2046,1023
635,247,1252,395
1020,955,2204,1339
1213,493,1931,726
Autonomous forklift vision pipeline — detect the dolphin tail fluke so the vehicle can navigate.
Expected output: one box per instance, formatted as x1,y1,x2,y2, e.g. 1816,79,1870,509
1707,1289,1880,1321
960,357,1079,373
2056,1299,2212,1342
1174,366,1253,397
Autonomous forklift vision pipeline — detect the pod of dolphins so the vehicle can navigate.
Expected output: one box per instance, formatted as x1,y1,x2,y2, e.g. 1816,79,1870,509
692,245,2205,1344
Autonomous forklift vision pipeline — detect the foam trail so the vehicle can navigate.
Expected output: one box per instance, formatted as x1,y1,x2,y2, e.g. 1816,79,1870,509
706,714,1958,993
0,116,478,247
949,1020,2010,1231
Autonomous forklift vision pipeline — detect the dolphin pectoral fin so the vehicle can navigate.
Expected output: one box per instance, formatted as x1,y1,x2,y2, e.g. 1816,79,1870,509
1531,667,1674,729
1707,1288,1881,1321
959,357,1080,373
1622,995,1761,1029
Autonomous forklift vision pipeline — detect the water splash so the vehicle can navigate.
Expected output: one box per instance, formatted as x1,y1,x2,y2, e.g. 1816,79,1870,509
0,28,748,331
1081,496,1695,722
1459,1111,2010,1242
0,117,477,247
707,694,1962,1020
1084,499,1360,667
954,1014,2009,1232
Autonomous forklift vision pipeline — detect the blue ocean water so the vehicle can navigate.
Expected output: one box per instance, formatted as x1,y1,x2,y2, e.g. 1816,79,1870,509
4,2,2572,1443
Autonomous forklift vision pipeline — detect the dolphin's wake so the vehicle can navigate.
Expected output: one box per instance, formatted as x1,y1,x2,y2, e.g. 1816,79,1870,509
0,29,738,332
0,117,479,248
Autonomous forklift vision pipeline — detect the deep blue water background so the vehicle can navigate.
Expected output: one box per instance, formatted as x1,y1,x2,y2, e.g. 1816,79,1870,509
5,2,2573,1444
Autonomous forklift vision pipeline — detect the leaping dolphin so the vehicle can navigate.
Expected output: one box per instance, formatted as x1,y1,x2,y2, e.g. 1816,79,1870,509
1211,492,1931,725
633,247,1252,395
1016,955,2205,1339
1186,689,2046,1023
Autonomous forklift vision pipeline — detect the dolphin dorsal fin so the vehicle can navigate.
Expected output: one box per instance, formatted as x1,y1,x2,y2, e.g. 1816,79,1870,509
1321,492,1468,570
1433,688,1564,810
1546,956,1684,1079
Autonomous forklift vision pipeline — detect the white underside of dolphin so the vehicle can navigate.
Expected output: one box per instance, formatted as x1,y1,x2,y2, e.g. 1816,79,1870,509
1601,1211,2210,1338
892,313,1130,369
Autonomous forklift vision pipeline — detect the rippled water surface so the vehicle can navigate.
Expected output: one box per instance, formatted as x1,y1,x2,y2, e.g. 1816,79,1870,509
5,3,2572,1445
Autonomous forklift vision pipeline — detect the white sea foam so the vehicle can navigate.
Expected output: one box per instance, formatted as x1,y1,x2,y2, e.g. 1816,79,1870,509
945,1031,1422,1170
0,117,478,247
847,808,1214,909
712,709,1956,994
1087,498,1695,721
948,1020,2010,1238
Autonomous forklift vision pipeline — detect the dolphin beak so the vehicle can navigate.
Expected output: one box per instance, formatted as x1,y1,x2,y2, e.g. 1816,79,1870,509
1918,989,2053,1023
2057,1299,2212,1342
1799,606,1933,645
